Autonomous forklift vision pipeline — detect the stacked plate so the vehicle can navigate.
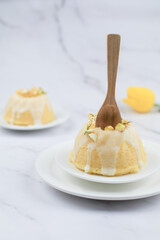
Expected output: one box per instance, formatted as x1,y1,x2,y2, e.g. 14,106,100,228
36,139,160,200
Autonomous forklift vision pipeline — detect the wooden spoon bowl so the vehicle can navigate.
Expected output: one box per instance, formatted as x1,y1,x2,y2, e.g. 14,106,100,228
96,104,121,130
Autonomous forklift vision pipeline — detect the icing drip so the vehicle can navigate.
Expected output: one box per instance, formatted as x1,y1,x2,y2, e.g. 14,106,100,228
92,128,123,175
85,142,96,173
4,93,53,125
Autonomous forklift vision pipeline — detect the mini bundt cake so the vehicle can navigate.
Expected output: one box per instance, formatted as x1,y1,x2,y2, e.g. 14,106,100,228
69,114,146,176
4,87,55,126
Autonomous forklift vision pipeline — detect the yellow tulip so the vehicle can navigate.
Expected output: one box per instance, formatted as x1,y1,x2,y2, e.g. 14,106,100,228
123,87,155,113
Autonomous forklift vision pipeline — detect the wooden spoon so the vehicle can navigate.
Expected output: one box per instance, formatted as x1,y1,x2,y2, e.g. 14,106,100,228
96,34,122,129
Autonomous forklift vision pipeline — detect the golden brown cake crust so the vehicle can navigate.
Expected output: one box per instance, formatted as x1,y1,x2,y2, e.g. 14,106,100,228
70,123,146,177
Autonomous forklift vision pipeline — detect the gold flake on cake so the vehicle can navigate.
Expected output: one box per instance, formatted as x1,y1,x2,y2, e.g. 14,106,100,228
122,119,132,125
88,113,97,125
105,126,114,131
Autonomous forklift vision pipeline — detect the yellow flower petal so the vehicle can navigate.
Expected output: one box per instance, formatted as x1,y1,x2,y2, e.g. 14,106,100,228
123,87,155,113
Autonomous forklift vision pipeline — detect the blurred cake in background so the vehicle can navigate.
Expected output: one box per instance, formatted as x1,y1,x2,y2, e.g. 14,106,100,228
69,114,146,176
4,87,55,126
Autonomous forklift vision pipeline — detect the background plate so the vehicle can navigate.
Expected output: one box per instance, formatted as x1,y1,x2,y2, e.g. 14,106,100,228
0,109,69,131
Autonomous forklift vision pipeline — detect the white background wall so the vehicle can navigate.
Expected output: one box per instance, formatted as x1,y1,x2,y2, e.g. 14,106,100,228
1,0,160,116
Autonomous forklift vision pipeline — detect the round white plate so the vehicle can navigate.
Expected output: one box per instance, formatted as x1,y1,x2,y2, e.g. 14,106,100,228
36,142,160,200
0,109,69,131
55,140,160,184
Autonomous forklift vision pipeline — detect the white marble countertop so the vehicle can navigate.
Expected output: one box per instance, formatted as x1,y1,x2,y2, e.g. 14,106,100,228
1,0,160,239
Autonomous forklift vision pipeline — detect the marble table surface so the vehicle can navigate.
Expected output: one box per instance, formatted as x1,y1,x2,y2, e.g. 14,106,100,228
1,0,160,239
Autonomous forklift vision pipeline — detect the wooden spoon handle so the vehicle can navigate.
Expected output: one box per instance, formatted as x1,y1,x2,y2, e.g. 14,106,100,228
106,34,120,104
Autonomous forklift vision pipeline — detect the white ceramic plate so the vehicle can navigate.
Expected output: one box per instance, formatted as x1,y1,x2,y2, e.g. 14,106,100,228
55,140,160,184
36,142,160,200
0,109,69,131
